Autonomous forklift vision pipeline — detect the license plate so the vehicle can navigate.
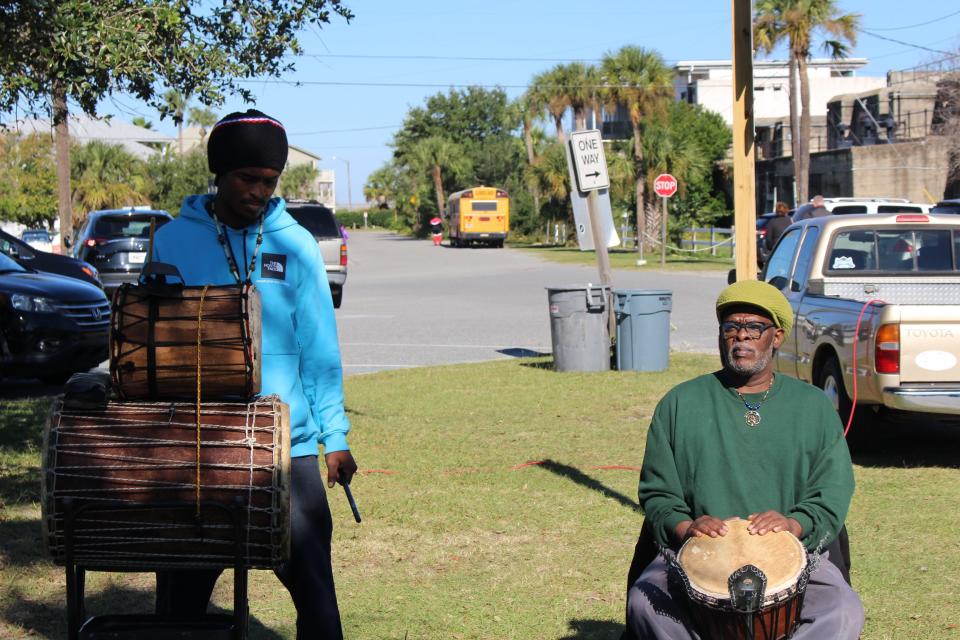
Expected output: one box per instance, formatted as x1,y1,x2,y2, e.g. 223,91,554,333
479,216,490,221
128,252,146,264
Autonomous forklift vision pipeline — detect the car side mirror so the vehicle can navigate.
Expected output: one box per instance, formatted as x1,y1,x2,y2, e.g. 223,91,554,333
726,268,762,285
63,236,73,249
18,246,35,260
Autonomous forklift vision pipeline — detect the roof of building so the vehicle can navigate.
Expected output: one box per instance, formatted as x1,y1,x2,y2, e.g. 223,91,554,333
12,114,174,159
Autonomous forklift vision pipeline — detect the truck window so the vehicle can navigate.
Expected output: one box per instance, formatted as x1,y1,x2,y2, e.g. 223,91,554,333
763,228,801,290
790,227,820,292
915,230,953,271
828,228,960,273
828,230,877,271
832,205,867,214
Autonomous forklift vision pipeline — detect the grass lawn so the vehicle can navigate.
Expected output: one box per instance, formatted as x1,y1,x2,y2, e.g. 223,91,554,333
2,354,958,639
514,244,734,272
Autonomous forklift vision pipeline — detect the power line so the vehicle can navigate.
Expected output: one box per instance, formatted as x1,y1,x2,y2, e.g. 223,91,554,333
868,9,960,32
303,53,606,63
860,30,955,56
239,79,646,90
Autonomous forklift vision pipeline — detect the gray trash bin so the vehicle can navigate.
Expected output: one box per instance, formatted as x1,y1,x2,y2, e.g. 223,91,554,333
546,284,611,372
614,289,672,372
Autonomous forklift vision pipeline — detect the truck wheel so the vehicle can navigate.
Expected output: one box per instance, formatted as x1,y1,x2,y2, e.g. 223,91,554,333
817,356,854,428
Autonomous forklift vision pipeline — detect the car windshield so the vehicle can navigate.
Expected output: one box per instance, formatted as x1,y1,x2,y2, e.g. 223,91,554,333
0,252,27,273
93,214,169,238
932,202,960,214
287,206,340,239
22,230,51,241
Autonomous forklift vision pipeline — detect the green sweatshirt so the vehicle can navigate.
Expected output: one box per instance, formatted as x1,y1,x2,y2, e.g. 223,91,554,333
639,371,855,552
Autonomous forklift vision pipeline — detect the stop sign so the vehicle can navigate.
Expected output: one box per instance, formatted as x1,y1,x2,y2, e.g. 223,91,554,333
653,173,678,198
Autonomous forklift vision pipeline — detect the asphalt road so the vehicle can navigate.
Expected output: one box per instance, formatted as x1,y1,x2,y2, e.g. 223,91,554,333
336,230,728,376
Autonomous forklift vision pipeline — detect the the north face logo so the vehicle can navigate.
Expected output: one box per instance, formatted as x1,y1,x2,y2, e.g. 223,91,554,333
261,253,287,280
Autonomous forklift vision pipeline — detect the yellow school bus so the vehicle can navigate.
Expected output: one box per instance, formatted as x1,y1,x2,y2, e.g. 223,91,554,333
446,186,509,248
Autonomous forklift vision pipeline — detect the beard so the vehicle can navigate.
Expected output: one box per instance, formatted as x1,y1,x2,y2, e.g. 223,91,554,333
721,340,774,376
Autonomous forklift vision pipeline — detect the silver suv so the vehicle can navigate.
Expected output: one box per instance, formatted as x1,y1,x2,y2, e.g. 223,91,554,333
285,201,347,308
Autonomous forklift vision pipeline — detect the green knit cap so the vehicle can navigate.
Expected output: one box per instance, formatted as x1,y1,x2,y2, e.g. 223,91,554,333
715,280,794,334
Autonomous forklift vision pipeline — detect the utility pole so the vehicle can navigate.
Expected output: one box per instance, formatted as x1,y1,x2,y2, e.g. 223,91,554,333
333,156,353,211
732,0,758,280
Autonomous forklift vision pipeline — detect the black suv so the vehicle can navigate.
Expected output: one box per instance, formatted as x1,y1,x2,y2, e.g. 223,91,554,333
71,208,173,293
0,252,110,384
0,229,103,288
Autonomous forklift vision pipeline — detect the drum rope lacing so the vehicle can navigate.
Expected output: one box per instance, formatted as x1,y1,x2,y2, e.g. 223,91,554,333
47,400,282,567
196,284,210,517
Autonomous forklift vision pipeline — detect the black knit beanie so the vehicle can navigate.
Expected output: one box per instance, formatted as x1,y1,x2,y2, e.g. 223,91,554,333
207,109,288,176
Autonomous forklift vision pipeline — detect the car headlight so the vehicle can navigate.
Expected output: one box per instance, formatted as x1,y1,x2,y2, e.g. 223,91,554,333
11,293,58,313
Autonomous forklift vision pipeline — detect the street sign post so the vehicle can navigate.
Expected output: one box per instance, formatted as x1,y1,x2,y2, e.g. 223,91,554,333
569,130,610,192
653,173,678,265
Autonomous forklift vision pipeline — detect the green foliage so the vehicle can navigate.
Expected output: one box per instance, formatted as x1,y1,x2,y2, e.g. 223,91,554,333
70,141,150,225
335,209,397,229
145,148,211,214
0,134,57,226
278,163,320,201
0,1,354,118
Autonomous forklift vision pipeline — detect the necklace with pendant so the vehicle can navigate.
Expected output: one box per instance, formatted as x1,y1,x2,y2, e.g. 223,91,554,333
735,376,774,427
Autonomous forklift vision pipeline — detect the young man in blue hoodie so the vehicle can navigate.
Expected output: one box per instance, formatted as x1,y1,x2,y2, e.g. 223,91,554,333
153,109,357,638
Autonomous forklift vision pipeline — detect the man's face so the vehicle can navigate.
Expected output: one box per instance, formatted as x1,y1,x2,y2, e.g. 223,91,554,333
718,306,785,377
217,167,281,225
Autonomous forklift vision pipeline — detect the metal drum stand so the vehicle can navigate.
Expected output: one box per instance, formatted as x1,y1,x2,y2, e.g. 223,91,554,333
62,498,250,640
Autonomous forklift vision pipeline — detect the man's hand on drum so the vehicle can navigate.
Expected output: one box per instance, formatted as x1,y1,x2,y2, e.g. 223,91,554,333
747,511,802,537
676,515,729,541
325,450,358,488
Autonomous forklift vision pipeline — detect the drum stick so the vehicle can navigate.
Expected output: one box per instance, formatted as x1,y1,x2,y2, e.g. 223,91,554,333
343,483,361,523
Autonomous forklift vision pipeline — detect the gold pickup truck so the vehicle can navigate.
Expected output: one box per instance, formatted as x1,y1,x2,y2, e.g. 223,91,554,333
760,213,960,423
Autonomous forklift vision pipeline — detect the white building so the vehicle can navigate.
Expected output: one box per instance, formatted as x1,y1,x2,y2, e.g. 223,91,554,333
673,58,886,125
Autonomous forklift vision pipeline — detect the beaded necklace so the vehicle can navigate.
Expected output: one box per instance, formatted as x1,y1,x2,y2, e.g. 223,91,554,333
734,374,774,427
210,203,265,284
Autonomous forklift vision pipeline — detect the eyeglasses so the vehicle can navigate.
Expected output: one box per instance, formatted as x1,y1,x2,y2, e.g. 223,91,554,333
720,321,777,340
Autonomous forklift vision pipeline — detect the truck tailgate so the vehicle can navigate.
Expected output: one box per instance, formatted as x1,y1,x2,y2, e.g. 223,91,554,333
898,306,960,382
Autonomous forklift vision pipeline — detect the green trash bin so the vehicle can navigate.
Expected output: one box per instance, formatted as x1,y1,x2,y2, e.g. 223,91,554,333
546,284,611,372
614,289,672,372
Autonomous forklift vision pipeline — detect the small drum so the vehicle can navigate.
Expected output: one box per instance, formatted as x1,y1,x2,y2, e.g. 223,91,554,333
42,395,290,569
110,281,261,401
672,519,811,640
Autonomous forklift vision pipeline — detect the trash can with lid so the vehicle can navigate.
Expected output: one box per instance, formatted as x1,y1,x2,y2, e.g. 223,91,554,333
614,289,672,372
545,284,611,372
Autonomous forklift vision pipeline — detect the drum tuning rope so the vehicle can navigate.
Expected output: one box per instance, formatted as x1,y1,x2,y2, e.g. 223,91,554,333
195,284,211,517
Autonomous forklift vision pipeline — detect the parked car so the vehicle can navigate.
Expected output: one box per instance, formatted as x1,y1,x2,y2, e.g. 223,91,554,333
0,252,110,384
931,199,960,215
760,212,960,428
822,197,931,215
285,201,347,308
70,208,173,293
0,229,102,288
755,212,777,266
21,228,53,252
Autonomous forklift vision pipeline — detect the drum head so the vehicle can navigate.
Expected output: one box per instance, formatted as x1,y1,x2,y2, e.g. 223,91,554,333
678,518,806,599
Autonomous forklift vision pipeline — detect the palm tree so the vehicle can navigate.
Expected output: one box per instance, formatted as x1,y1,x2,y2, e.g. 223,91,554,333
406,136,471,218
515,93,544,216
555,62,597,132
755,0,860,204
71,141,150,227
601,46,673,251
162,90,189,153
529,67,570,142
187,106,219,147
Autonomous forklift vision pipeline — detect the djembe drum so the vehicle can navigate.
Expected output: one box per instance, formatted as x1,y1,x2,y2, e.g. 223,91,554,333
670,519,812,640
42,395,290,570
110,271,261,401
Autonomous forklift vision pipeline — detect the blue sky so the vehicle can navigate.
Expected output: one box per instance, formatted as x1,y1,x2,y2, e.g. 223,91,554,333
103,1,960,208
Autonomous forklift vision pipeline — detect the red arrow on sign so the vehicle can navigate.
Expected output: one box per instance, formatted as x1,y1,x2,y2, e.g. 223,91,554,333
653,173,678,198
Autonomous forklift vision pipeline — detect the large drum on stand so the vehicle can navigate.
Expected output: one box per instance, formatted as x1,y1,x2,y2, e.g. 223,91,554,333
42,395,290,570
670,519,812,640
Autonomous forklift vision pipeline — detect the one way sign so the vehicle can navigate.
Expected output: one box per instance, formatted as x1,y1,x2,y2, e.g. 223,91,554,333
569,129,609,192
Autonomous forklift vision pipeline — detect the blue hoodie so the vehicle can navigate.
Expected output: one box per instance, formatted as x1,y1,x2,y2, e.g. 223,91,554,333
152,194,350,458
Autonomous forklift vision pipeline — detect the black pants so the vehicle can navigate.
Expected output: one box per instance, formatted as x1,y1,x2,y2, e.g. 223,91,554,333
156,455,343,639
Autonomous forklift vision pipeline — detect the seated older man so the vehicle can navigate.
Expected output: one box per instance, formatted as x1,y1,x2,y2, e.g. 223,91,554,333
626,280,864,639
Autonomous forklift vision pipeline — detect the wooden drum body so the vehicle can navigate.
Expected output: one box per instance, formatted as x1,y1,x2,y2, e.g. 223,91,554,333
110,283,261,401
672,519,810,640
42,396,290,569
